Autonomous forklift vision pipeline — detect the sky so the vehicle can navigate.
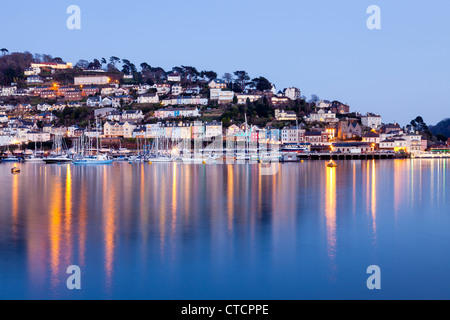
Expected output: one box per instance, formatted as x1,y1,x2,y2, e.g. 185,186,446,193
1,0,449,125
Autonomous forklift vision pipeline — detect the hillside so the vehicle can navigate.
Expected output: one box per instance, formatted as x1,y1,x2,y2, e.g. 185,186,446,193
430,118,450,138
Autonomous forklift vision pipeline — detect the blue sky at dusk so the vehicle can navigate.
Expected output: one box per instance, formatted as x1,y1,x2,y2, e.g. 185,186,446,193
1,0,449,125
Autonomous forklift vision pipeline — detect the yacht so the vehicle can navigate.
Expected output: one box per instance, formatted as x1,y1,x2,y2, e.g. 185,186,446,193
43,155,73,164
24,156,44,163
2,156,20,163
73,154,113,165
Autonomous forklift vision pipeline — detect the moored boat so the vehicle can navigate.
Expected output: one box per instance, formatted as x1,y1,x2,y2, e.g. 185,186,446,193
73,154,113,165
43,155,73,164
2,156,20,163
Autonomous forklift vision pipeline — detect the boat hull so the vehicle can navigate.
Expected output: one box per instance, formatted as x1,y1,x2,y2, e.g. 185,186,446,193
43,158,73,164
73,160,113,165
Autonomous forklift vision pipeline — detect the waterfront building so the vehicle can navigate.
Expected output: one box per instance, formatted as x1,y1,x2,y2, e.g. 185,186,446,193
281,126,300,144
362,131,380,145
332,142,373,153
304,131,330,146
379,138,408,152
205,121,223,139
103,121,137,138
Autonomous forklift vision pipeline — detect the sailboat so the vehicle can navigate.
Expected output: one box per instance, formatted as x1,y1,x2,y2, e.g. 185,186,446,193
44,132,72,164
25,141,44,163
149,136,172,162
73,118,113,165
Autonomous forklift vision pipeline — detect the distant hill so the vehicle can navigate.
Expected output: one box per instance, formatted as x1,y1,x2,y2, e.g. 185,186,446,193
430,118,450,138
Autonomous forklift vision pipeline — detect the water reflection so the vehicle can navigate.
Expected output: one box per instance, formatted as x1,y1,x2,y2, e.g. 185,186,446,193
49,170,62,290
1,160,450,299
325,166,337,276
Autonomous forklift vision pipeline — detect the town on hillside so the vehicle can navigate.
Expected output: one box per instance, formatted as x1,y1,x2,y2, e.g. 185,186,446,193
0,51,449,159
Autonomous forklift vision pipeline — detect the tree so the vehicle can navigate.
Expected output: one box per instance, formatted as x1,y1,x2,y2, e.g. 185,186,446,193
223,73,233,83
109,56,120,67
1,48,9,56
183,66,200,82
88,59,101,70
75,60,89,69
42,54,53,62
234,71,250,92
140,62,151,71
410,116,428,132
251,76,272,92
309,94,320,103
201,70,217,82
436,133,448,142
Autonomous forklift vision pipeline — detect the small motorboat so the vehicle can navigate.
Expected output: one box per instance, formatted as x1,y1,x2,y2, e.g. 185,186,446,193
11,167,20,174
327,160,338,168
43,155,73,164
3,156,20,163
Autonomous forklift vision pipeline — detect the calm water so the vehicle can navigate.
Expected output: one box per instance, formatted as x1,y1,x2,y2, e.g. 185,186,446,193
0,160,449,300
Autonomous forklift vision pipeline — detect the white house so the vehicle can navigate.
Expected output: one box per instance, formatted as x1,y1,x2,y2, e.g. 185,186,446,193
204,121,223,138
154,107,201,119
283,87,301,100
306,109,337,122
361,113,382,129
137,93,159,104
208,79,227,89
0,86,17,96
281,126,300,144
236,93,262,105
316,100,332,109
168,73,181,82
103,121,137,138
122,110,144,121
275,109,297,121
211,89,234,104
171,84,183,96
87,96,102,107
